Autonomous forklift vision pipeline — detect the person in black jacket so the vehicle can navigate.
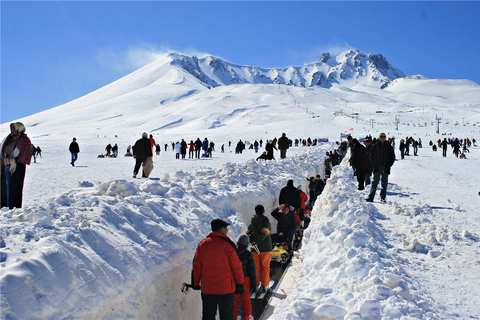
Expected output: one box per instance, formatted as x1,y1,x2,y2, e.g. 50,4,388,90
194,138,202,159
351,139,369,190
366,133,396,202
279,180,301,212
271,204,297,251
265,140,277,160
233,234,257,320
69,137,80,166
132,132,153,178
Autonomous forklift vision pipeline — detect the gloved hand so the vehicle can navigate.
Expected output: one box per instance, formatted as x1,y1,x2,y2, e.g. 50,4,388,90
235,283,245,294
9,162,17,174
250,284,257,294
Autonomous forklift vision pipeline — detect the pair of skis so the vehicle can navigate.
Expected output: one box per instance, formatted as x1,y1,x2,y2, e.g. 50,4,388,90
250,280,274,300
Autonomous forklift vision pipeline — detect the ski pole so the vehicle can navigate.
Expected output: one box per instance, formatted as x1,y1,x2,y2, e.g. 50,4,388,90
5,162,10,208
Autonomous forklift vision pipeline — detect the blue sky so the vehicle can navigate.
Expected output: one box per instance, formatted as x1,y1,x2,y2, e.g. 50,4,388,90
2,1,480,123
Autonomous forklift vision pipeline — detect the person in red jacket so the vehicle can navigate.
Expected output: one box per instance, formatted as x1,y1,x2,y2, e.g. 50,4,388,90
297,185,308,222
192,219,245,320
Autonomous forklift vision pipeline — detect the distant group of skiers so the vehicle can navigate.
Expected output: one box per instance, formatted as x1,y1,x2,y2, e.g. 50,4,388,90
191,176,326,320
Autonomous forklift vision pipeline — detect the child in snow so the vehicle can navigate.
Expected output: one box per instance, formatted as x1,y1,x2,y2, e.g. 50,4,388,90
234,234,256,320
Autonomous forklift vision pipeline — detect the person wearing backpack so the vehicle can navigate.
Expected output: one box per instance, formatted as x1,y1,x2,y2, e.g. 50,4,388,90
246,205,272,293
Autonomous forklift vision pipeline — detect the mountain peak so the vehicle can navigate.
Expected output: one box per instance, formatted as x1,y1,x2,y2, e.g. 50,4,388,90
167,50,405,89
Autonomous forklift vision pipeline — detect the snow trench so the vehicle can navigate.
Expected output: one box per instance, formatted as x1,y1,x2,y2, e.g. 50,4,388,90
268,158,439,320
0,146,328,320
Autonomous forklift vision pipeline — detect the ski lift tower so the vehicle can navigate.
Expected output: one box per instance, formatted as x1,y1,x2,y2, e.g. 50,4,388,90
435,115,442,134
395,116,400,131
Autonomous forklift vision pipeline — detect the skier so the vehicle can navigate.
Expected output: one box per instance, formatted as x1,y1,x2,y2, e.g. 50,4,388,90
254,140,259,153
1,122,33,209
69,137,80,166
192,219,244,320
155,144,160,156
366,133,396,203
307,177,316,207
132,132,153,178
31,144,37,163
233,234,256,320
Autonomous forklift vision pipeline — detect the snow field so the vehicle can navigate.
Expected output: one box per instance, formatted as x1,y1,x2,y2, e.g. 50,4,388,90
269,158,439,320
0,145,330,319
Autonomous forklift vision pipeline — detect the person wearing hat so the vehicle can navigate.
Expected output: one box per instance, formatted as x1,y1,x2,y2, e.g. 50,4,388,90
246,205,272,293
366,133,396,202
270,204,297,251
192,219,244,320
132,132,153,178
1,122,33,209
233,234,256,320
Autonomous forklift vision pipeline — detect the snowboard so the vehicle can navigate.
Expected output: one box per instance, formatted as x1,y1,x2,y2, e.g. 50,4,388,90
143,157,154,177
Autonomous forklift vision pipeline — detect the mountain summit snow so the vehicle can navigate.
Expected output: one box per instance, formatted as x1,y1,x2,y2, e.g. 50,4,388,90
170,49,405,89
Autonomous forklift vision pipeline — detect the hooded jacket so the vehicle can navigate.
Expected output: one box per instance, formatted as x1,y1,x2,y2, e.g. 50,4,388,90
192,232,244,295
236,245,257,289
247,214,272,253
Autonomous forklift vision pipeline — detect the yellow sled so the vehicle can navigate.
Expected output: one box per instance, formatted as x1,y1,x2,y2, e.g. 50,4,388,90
270,243,289,265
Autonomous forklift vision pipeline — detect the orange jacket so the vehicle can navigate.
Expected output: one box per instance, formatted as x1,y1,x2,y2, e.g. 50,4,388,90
192,232,244,295
299,191,308,209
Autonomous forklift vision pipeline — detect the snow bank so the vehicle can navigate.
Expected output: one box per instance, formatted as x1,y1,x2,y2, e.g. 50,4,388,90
0,146,329,320
269,158,439,320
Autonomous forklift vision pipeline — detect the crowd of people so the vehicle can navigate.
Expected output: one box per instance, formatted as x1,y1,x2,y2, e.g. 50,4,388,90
191,176,328,320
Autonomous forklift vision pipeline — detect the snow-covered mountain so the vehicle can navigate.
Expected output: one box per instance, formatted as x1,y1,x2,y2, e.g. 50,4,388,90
1,48,480,320
171,49,405,89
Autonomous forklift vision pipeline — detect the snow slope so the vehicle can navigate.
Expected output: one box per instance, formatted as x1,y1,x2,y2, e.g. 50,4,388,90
1,49,480,319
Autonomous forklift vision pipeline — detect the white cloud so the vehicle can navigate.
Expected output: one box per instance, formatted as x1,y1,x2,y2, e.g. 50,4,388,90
95,44,212,74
